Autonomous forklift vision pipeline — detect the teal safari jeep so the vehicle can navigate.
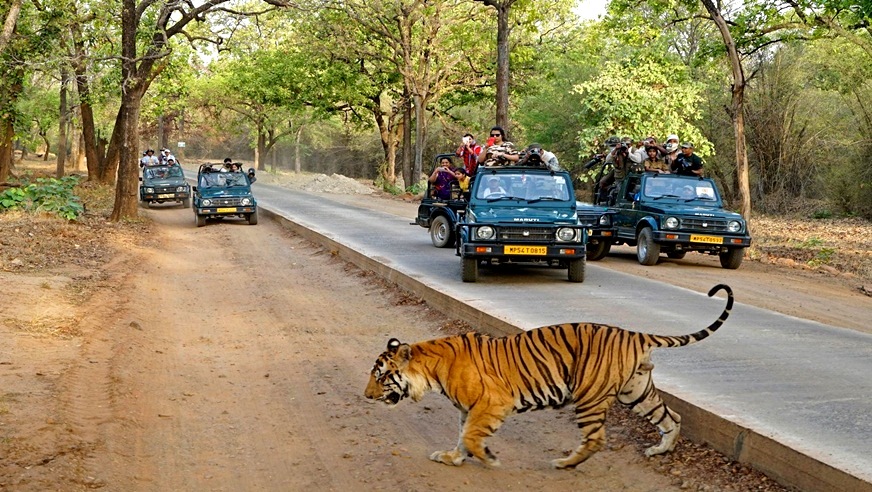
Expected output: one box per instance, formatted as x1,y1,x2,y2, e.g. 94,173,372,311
605,172,751,268
456,163,588,283
140,164,190,208
192,163,258,227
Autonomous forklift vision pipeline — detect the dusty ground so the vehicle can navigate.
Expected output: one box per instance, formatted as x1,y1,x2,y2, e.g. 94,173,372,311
2,164,868,491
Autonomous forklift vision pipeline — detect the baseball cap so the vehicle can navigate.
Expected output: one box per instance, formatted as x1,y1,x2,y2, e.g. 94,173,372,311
681,142,694,149
666,134,679,143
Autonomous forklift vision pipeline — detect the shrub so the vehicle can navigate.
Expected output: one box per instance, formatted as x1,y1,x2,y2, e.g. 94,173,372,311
0,176,85,220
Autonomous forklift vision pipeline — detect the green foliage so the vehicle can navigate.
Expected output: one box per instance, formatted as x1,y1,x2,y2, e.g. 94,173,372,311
406,182,425,195
0,176,85,220
572,58,713,157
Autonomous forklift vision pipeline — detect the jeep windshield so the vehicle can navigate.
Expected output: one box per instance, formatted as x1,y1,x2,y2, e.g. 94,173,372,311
198,172,251,189
644,177,718,203
144,166,184,180
475,172,571,202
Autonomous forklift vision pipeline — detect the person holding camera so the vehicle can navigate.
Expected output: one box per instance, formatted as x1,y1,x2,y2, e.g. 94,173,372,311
477,126,519,167
456,133,482,177
429,156,458,200
519,143,560,171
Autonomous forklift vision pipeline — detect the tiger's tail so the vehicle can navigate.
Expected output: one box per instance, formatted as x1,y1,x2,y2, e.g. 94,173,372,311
649,284,733,348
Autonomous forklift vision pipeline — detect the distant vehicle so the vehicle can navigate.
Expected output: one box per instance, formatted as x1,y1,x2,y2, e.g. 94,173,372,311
456,162,589,283
412,153,468,248
139,165,190,208
192,164,258,227
599,172,752,269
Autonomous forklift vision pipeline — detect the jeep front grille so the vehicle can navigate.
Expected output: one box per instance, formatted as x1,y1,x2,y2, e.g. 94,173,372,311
498,226,553,242
680,217,730,232
155,186,180,194
208,197,244,206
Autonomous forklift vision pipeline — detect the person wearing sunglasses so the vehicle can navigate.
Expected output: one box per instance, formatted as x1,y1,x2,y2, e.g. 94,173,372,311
477,126,519,167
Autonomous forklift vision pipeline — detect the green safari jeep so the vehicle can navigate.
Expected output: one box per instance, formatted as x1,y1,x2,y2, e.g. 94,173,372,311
604,172,752,268
192,163,258,227
456,164,588,283
139,165,190,208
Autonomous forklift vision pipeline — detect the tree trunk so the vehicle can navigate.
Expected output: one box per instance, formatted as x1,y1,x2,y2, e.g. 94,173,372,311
294,124,303,174
256,131,266,171
71,20,103,181
41,134,50,161
402,88,412,187
0,118,13,182
700,0,752,222
412,94,425,183
55,67,69,179
0,0,22,57
495,3,510,130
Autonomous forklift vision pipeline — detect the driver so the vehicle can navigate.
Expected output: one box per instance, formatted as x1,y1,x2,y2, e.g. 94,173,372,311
482,177,507,198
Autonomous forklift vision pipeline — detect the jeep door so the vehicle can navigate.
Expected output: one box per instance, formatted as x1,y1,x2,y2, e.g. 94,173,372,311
612,175,643,241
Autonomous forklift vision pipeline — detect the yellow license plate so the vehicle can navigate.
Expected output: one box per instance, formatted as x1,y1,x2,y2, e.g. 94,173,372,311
504,245,547,255
217,207,237,213
690,234,723,244
157,193,174,199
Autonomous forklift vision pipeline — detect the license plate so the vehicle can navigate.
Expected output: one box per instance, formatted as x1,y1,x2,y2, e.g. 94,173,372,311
217,207,237,213
690,234,723,244
504,245,547,255
157,193,174,199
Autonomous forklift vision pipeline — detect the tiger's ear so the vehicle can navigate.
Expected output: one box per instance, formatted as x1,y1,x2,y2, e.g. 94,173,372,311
396,344,412,363
387,338,402,353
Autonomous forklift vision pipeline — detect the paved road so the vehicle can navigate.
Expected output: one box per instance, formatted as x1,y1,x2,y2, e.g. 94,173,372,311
250,182,871,485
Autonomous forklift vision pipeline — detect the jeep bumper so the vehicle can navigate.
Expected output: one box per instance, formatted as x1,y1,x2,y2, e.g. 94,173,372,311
652,230,751,249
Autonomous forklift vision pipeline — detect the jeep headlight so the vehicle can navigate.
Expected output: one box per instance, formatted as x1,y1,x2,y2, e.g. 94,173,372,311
176,186,187,192
664,217,680,229
202,199,212,207
475,226,495,240
145,187,155,193
241,198,252,206
598,214,611,226
727,220,743,233
556,227,578,242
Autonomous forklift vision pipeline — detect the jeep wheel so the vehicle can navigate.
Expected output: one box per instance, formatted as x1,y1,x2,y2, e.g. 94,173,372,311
248,211,259,225
636,227,660,266
461,257,479,283
719,247,744,269
568,258,586,283
586,241,611,261
429,215,454,248
182,198,191,208
196,214,206,227
667,251,686,260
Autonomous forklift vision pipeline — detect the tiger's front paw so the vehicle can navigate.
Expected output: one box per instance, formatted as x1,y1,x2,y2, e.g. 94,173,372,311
429,449,465,466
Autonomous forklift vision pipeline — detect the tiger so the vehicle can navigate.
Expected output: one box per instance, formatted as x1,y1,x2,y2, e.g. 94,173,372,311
364,283,733,469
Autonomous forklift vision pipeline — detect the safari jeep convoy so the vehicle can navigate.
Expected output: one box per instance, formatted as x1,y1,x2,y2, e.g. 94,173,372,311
192,163,259,227
597,172,752,269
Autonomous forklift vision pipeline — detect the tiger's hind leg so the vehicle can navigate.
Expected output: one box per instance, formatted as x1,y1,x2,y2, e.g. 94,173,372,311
551,398,613,469
617,355,681,456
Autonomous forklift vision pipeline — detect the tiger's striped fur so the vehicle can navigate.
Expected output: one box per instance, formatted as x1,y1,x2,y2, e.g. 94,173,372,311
364,284,733,469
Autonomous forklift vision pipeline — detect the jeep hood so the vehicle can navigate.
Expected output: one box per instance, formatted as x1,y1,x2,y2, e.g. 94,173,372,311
472,206,576,224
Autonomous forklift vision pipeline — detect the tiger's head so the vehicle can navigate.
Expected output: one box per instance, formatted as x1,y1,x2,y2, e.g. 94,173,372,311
365,338,412,405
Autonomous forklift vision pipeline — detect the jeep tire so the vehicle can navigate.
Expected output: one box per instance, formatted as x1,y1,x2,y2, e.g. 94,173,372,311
636,227,660,266
719,247,744,269
568,258,586,283
429,215,454,248
196,214,206,227
461,257,479,283
182,198,191,208
586,241,611,261
667,251,687,259
248,211,259,225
